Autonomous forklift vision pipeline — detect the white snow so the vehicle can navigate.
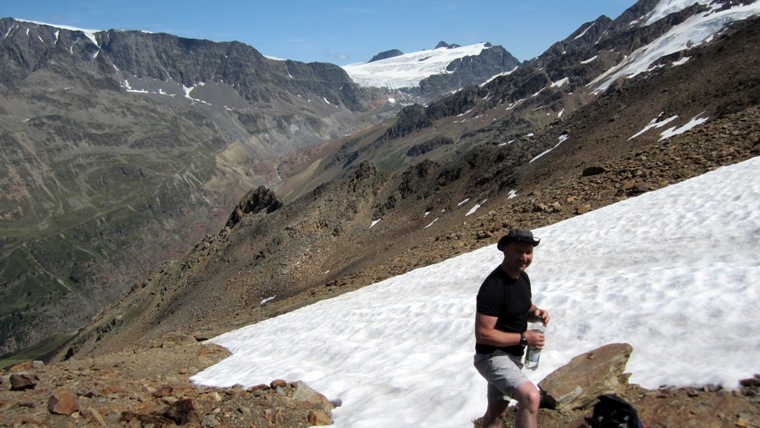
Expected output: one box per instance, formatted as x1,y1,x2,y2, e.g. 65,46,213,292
16,18,100,47
551,77,569,88
581,55,598,65
629,113,679,140
342,43,490,89
530,134,569,164
659,112,709,140
465,199,488,217
574,22,596,40
590,1,760,93
642,0,702,26
192,154,760,427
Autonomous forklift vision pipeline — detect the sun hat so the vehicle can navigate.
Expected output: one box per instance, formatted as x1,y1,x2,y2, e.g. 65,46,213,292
497,229,540,250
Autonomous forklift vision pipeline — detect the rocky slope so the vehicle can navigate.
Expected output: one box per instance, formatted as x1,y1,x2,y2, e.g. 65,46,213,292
0,17,375,357
2,2,760,426
52,13,760,361
0,17,525,358
22,12,758,426
2,0,744,358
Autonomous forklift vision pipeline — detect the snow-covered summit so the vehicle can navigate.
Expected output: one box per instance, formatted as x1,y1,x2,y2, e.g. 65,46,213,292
342,42,491,89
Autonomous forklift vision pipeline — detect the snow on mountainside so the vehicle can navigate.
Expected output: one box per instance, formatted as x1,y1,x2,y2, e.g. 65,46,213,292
590,0,760,93
342,43,491,89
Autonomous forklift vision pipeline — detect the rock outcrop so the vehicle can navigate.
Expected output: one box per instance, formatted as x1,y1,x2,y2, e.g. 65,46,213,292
539,343,633,411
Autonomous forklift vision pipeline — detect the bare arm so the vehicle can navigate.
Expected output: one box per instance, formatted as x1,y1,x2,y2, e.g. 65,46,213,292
475,312,546,349
475,313,522,347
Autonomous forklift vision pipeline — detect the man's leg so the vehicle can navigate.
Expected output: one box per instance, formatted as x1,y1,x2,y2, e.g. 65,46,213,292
513,381,541,428
480,399,509,428
474,352,531,427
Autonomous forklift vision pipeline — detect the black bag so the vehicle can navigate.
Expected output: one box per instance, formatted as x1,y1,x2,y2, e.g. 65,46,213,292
589,394,645,428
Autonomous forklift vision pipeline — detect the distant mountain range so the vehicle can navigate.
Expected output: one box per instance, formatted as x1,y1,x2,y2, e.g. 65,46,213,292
1,0,759,364
0,17,518,358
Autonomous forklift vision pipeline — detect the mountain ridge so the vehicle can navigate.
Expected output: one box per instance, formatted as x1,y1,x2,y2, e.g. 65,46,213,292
1,0,760,425
53,10,760,361
2,0,759,366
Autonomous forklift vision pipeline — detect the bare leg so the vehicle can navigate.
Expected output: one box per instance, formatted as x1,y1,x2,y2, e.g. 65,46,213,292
480,399,509,428
513,381,541,428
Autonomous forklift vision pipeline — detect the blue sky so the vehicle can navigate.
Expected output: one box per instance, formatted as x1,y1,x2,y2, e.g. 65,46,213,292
2,0,636,65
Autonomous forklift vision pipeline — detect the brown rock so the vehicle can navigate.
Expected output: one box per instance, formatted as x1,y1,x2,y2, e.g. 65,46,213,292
9,361,34,372
48,388,80,415
80,406,108,427
161,332,197,348
152,384,174,398
10,373,39,391
576,204,593,215
164,397,202,424
17,412,46,426
308,409,333,425
121,410,175,426
271,379,288,388
291,380,335,412
538,343,633,411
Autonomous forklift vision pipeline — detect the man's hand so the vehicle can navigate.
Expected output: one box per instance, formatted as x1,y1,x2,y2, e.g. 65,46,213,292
533,308,550,326
525,329,545,349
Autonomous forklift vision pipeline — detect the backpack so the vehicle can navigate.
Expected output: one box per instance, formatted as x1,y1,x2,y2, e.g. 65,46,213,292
589,394,645,428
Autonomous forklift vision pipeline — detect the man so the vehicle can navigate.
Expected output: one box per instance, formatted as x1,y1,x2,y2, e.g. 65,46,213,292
474,229,550,428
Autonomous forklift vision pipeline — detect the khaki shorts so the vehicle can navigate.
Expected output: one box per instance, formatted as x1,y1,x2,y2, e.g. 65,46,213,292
473,350,530,401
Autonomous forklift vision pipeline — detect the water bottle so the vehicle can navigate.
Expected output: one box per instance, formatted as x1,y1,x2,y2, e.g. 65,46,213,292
524,319,545,370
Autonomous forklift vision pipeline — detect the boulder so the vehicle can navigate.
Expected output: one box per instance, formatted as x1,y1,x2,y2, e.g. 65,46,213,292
48,388,80,415
163,398,202,424
291,380,335,412
10,373,38,391
538,343,633,411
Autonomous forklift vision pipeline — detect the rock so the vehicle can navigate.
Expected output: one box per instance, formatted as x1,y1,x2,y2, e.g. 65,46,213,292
121,410,175,426
80,406,108,426
271,379,288,388
576,204,593,215
582,166,606,176
291,380,335,413
538,343,633,411
226,186,283,228
164,398,202,424
161,332,197,348
9,361,34,372
48,388,80,415
308,409,333,425
152,385,174,398
10,373,38,391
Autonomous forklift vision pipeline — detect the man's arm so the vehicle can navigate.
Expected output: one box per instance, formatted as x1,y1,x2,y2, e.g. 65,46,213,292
474,313,522,347
475,312,546,349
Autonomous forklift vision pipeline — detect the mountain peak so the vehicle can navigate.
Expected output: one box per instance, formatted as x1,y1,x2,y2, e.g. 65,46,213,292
434,41,461,49
342,42,514,90
369,49,404,63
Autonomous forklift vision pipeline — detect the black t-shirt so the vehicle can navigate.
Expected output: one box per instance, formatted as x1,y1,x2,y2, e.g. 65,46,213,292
475,267,532,355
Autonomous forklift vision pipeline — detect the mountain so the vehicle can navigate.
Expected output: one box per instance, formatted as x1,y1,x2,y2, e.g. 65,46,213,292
0,21,522,358
342,41,520,99
0,0,758,425
49,0,760,365
0,18,378,357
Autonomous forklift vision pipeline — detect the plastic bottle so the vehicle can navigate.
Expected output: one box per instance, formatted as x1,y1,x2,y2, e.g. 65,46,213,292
524,319,545,370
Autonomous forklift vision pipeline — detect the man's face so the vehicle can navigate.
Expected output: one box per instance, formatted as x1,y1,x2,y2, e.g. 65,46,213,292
502,241,535,274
